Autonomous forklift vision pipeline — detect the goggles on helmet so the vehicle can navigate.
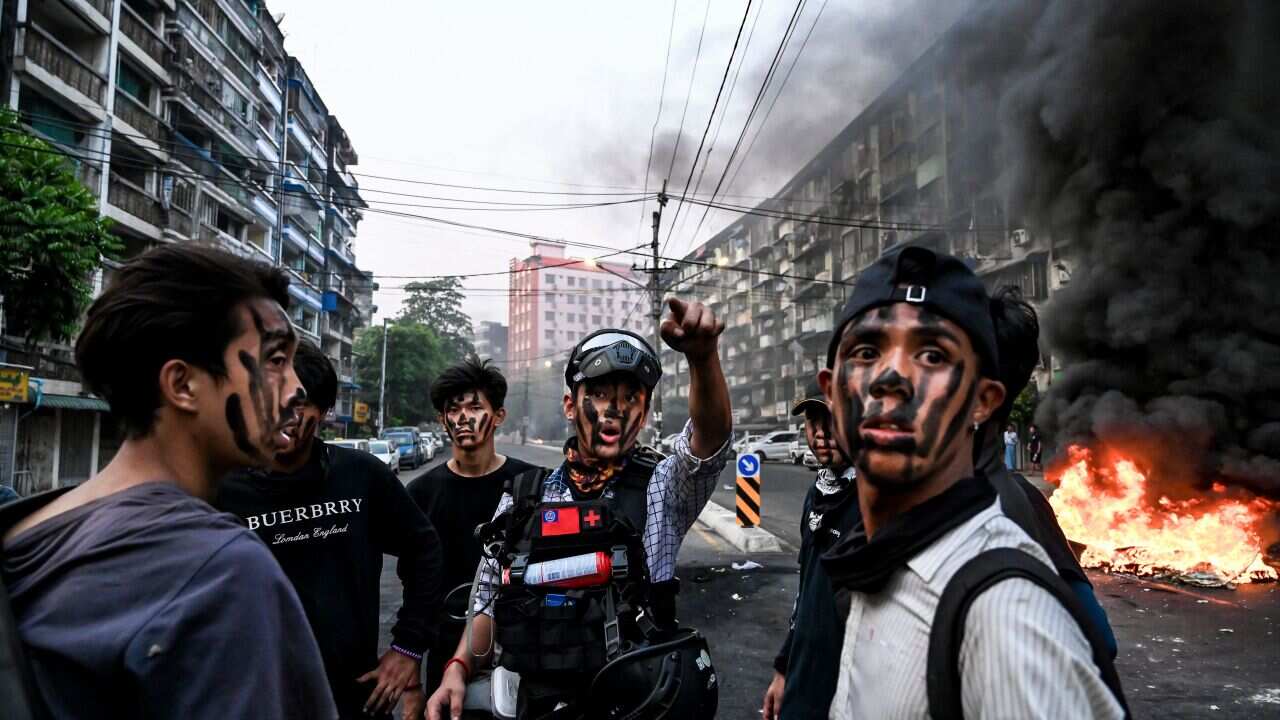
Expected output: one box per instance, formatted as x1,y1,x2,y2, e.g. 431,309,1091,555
566,330,662,390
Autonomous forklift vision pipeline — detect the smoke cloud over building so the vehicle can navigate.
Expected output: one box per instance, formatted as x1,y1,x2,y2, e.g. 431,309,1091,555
948,1,1280,502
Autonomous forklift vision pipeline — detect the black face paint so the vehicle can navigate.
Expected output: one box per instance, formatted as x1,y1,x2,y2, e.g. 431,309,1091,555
833,358,865,468
918,360,972,459
576,382,644,457
226,395,259,459
445,391,495,448
236,304,302,459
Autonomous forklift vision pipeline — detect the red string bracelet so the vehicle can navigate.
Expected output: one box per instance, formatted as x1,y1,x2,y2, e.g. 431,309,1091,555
444,657,471,682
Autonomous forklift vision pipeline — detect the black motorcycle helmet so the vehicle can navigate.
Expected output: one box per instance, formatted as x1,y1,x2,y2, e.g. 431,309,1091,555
565,329,662,391
584,629,718,719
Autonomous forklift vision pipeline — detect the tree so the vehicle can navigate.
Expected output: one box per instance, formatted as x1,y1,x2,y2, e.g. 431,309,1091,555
397,277,473,361
354,321,449,428
0,110,120,351
1009,383,1039,430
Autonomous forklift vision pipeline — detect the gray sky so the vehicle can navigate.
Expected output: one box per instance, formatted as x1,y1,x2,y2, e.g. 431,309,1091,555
270,0,970,326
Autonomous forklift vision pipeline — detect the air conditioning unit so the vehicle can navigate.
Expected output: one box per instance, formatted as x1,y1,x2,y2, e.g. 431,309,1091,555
1011,229,1030,247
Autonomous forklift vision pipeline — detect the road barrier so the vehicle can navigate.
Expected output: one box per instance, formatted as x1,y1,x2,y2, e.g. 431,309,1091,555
736,453,762,527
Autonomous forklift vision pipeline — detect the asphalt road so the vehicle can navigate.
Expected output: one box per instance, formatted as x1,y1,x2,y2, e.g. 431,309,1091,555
376,444,1280,719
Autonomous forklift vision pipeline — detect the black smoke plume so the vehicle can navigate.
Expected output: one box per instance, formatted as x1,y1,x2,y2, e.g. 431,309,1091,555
950,1,1280,503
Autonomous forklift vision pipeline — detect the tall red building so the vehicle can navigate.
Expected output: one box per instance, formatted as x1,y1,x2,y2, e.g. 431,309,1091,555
508,241,649,372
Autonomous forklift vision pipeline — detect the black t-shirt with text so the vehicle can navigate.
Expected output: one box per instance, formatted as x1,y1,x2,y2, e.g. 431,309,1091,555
218,440,442,717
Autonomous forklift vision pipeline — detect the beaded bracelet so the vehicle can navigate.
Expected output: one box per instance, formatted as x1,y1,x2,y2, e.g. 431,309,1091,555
390,644,422,662
443,656,471,682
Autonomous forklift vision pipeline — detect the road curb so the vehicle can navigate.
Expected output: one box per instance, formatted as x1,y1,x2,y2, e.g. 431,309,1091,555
698,501,784,554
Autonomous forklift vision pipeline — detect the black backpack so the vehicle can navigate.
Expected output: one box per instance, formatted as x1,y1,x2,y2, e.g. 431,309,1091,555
925,547,1130,720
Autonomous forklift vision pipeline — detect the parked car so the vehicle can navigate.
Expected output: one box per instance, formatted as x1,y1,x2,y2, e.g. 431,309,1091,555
732,432,765,454
367,440,399,474
744,430,801,462
418,434,437,461
382,430,424,469
789,439,805,464
801,449,820,469
420,431,443,457
328,438,370,453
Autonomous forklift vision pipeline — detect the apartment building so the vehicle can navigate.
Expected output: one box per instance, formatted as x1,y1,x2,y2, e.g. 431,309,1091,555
507,241,650,373
659,36,1073,433
0,0,370,492
473,320,508,365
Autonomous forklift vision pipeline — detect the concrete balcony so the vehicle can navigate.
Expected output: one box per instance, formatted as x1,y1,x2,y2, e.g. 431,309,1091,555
16,24,107,111
113,90,168,159
106,174,163,239
286,271,324,311
119,3,170,78
283,220,325,264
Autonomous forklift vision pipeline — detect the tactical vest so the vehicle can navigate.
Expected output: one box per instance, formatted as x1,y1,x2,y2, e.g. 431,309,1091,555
492,450,675,680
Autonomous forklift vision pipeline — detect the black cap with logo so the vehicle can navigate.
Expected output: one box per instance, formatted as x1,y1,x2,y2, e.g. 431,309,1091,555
825,246,1000,376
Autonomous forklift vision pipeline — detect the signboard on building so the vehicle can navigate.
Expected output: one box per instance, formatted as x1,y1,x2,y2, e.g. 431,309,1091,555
0,367,30,403
354,401,370,424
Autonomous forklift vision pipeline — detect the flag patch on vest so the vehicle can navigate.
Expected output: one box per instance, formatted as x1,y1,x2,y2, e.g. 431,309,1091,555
541,507,581,536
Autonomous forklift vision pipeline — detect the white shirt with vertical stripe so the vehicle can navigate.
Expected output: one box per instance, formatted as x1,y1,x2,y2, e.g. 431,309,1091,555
828,498,1124,720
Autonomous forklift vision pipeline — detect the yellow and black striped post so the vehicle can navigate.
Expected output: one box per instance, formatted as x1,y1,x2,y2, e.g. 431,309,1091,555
735,453,762,528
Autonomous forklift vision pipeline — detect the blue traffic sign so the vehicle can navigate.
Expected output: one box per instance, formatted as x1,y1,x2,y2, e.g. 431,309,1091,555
737,453,761,477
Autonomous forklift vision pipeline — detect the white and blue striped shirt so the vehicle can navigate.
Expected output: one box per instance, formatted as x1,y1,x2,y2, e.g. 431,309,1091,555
828,498,1124,720
474,420,732,615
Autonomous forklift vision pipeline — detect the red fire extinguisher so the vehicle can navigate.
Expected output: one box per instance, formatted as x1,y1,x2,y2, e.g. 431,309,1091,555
503,551,612,588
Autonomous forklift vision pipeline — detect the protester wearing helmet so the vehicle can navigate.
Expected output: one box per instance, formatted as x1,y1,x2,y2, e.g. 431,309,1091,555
427,298,733,720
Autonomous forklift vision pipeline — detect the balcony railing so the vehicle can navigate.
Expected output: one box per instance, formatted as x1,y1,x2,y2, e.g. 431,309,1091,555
108,174,163,228
120,4,168,67
85,0,114,20
114,90,165,144
20,24,106,105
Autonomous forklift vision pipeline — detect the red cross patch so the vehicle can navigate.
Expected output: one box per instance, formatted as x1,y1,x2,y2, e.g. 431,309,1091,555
584,509,602,528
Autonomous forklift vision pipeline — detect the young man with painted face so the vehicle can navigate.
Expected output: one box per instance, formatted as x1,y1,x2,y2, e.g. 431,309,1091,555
406,357,537,694
819,247,1124,719
0,245,335,719
427,298,733,720
218,340,443,720
762,381,861,720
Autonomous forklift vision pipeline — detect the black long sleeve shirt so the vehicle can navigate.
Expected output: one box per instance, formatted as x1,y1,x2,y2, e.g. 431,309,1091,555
218,440,443,716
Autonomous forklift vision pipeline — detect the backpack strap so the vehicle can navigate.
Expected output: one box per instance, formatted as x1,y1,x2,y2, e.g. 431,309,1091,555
505,467,551,514
986,469,1041,548
926,548,1130,720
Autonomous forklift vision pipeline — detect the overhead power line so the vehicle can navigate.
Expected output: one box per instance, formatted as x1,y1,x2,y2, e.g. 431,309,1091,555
662,0,756,258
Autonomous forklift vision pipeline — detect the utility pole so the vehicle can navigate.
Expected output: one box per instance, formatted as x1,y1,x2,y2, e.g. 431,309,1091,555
377,317,388,434
649,179,670,441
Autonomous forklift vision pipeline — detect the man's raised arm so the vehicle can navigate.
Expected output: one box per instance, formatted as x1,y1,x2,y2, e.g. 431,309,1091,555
660,298,731,458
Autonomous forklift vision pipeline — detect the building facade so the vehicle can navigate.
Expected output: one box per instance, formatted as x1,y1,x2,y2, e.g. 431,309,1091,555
507,240,649,372
659,36,1072,433
0,0,370,493
473,320,508,365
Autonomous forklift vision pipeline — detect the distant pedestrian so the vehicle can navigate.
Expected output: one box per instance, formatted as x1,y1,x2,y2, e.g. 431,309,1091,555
1003,423,1019,469
1028,424,1043,471
819,247,1126,719
0,245,335,719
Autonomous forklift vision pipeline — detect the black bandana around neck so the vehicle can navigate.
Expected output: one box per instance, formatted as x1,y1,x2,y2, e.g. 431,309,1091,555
820,473,996,594
562,436,625,495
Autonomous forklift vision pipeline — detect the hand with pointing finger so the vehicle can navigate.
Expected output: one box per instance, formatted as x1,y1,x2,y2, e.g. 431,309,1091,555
660,298,725,363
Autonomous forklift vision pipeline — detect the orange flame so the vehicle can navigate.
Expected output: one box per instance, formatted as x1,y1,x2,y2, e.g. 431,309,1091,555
1048,445,1278,585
